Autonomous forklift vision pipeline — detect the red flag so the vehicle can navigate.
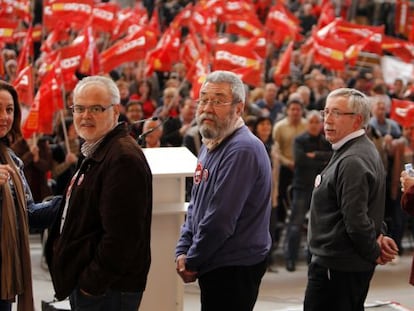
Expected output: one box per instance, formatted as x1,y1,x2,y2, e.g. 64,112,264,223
16,25,33,74
409,15,414,43
273,41,293,85
334,19,384,53
74,26,101,75
189,54,210,100
395,0,411,38
145,27,181,75
58,43,85,76
404,107,414,128
345,33,381,66
233,66,262,87
43,0,94,30
13,0,32,23
390,98,414,127
317,0,336,29
213,42,262,72
112,7,147,40
13,25,42,43
22,71,64,137
38,49,80,92
382,36,414,63
41,21,70,53
148,5,161,36
188,4,217,49
100,28,148,73
0,18,18,43
170,3,193,29
180,31,204,79
217,0,255,23
91,2,119,34
12,65,33,106
41,59,65,111
246,36,267,59
312,31,347,71
265,3,302,43
0,0,32,23
225,13,265,38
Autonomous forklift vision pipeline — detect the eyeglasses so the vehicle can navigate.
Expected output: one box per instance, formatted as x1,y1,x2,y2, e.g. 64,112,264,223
196,99,233,108
320,109,356,118
71,104,114,114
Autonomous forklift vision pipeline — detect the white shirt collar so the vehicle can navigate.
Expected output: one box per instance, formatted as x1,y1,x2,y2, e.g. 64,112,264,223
331,129,365,150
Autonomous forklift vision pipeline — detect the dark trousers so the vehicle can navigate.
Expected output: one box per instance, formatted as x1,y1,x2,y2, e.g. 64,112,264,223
0,300,11,311
284,188,313,263
198,260,267,311
69,287,143,311
304,262,375,311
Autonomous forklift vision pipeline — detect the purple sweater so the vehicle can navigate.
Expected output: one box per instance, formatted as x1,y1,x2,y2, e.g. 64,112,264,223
175,126,272,275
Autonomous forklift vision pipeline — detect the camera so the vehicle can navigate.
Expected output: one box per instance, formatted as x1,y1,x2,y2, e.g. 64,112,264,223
404,163,414,177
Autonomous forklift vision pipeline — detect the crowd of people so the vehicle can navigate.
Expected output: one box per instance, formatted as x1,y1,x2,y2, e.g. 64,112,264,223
0,0,414,310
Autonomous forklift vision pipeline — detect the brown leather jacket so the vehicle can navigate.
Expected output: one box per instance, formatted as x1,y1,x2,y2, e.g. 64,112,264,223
45,123,153,300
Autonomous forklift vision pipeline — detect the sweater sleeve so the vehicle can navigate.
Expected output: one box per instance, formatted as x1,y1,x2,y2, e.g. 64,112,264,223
337,156,381,263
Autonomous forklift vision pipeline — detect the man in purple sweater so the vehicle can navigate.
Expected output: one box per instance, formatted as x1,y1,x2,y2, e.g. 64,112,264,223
175,71,272,311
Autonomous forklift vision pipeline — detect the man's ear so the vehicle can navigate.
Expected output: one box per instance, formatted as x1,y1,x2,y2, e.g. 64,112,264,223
113,104,121,120
236,102,245,116
353,114,364,130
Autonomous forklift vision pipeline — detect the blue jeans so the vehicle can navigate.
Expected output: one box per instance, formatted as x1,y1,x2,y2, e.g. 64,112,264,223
69,287,143,311
284,188,312,262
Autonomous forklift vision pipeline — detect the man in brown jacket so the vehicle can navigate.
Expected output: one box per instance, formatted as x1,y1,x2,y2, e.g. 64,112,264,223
45,76,152,311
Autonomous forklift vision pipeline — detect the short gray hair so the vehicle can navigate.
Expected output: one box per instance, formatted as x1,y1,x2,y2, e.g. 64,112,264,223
307,109,322,122
201,71,246,104
326,88,371,128
73,75,120,106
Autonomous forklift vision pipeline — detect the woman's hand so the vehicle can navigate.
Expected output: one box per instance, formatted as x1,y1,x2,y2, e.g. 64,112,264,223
0,164,13,185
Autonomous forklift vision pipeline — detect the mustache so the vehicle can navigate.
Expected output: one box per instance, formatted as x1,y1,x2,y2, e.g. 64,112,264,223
198,112,217,123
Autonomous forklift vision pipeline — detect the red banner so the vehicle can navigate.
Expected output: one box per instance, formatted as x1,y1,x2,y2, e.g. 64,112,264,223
273,41,293,85
43,0,94,30
390,98,414,127
100,28,148,73
12,65,33,106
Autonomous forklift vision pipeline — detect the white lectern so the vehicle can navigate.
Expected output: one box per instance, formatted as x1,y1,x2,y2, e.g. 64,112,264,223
140,147,197,311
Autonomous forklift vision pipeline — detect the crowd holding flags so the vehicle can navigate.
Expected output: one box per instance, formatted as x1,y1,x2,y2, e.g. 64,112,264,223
0,0,413,138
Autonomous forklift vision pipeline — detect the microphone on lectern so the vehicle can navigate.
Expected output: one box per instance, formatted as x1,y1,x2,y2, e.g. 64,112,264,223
133,116,159,124
138,122,163,141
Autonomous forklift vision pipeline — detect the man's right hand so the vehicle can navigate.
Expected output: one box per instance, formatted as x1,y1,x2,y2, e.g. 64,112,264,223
176,254,197,283
376,234,399,265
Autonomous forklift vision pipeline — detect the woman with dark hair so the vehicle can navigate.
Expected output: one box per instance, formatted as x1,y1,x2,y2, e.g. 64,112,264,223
0,80,60,311
132,80,158,118
252,116,281,269
252,116,274,156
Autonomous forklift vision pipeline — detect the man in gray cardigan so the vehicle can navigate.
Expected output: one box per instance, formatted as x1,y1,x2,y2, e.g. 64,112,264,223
304,88,398,311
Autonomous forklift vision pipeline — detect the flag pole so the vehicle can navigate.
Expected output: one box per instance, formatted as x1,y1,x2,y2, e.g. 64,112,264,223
59,78,70,154
59,110,70,155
